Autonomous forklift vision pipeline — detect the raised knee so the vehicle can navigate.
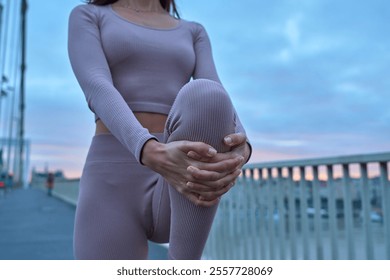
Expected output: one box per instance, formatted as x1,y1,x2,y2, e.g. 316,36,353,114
177,79,232,109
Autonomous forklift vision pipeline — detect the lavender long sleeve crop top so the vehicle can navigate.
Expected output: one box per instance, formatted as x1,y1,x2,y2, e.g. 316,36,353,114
68,4,247,163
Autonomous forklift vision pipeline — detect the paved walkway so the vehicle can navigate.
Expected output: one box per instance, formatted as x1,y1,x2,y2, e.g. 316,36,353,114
0,187,168,260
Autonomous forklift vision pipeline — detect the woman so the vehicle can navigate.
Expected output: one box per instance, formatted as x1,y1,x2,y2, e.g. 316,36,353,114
68,0,251,260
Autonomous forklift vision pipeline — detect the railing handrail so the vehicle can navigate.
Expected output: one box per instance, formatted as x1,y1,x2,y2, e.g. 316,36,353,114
205,151,390,259
244,152,390,169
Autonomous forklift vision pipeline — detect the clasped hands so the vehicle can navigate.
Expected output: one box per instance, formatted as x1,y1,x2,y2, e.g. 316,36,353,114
142,133,250,207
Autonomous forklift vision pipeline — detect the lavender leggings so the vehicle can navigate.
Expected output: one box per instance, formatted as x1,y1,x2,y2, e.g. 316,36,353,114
73,79,238,259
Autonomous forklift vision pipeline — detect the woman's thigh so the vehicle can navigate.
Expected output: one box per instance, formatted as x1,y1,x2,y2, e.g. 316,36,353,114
73,134,165,259
74,161,153,259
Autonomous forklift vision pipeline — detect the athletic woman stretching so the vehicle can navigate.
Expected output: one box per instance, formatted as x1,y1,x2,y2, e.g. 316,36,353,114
68,0,251,260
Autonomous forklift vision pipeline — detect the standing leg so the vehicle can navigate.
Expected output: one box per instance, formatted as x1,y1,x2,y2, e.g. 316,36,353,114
74,161,150,259
165,79,237,259
74,135,157,260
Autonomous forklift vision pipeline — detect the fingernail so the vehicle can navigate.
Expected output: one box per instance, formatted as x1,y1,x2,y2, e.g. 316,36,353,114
187,166,195,172
224,137,232,145
208,147,217,156
187,182,194,188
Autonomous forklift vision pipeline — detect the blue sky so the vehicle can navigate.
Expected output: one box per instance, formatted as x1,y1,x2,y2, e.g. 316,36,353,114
12,0,390,178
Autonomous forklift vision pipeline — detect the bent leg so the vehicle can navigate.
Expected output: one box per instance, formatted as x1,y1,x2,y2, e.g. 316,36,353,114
165,79,236,259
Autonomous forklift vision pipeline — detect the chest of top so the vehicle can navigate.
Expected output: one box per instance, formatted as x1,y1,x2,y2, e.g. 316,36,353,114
98,17,196,71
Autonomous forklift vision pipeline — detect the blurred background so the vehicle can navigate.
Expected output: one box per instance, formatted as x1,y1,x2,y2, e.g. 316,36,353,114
1,0,389,181
0,0,389,260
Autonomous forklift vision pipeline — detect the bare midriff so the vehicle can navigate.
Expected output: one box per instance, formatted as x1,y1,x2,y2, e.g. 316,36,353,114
95,112,168,135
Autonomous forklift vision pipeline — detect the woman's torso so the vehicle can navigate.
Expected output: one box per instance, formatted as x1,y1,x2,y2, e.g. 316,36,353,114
90,4,202,134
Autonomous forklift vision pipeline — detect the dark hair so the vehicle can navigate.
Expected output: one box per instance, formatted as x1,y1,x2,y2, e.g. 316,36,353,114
86,0,179,18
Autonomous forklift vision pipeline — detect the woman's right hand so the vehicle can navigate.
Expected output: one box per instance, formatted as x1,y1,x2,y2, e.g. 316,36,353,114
141,139,241,207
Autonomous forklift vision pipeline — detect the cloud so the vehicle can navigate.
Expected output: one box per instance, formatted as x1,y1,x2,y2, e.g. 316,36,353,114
285,16,301,47
30,142,90,179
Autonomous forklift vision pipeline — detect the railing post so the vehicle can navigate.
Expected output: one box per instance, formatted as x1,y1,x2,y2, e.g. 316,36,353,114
250,169,261,259
247,169,257,259
246,169,254,259
342,164,355,259
379,162,390,259
327,164,339,259
299,166,310,259
214,199,222,259
258,168,267,260
231,178,240,259
214,206,221,259
312,166,324,259
241,170,250,259
287,167,297,259
227,187,235,259
237,174,246,260
276,167,286,259
360,163,374,259
221,191,229,259
266,167,275,259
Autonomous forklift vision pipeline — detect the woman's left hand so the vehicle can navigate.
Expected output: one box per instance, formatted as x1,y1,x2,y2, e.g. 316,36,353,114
186,133,251,201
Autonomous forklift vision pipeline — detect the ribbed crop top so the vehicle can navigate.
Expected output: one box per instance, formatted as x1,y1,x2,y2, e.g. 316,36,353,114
68,4,247,163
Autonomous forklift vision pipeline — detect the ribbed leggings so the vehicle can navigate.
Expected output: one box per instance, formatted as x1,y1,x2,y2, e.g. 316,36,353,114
73,79,238,259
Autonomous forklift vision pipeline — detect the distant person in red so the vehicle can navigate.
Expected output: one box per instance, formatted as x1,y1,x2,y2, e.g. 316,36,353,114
0,172,6,197
0,180,5,197
46,172,55,196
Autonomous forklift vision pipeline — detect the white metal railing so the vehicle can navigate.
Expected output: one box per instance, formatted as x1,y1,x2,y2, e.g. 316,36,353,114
204,152,390,260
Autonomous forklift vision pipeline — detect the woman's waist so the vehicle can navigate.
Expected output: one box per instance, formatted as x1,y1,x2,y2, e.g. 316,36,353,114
95,112,168,135
87,131,164,163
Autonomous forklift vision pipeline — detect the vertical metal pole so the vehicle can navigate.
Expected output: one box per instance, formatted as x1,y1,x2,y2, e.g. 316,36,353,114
299,166,309,259
287,167,297,259
233,179,241,259
267,168,275,259
327,165,339,259
276,167,286,259
0,0,11,128
242,170,251,259
240,171,248,259
210,194,220,259
237,175,245,260
0,3,3,44
248,169,258,259
0,4,3,74
360,163,374,259
212,197,222,259
228,187,235,259
379,162,390,259
18,0,27,187
312,166,323,259
0,3,5,110
258,168,266,260
216,183,226,260
342,164,355,259
218,204,224,259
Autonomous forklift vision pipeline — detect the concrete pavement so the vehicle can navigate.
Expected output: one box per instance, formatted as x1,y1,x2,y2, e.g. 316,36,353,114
0,187,168,260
